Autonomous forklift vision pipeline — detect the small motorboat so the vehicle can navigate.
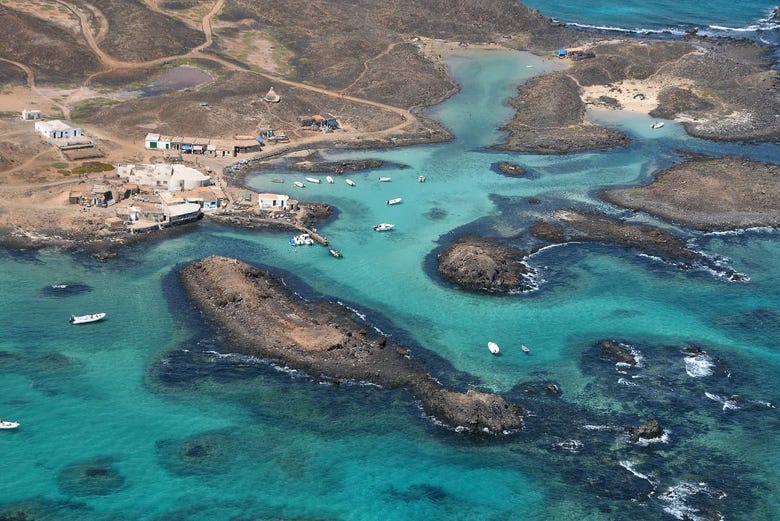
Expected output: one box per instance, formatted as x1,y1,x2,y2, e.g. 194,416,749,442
521,345,531,354
346,178,356,186
326,176,335,184
379,177,392,182
271,178,284,183
0,419,19,430
293,181,305,188
373,223,395,232
69,312,106,325
329,248,343,258
418,175,426,183
651,121,665,129
386,198,402,205
305,177,321,184
488,341,500,355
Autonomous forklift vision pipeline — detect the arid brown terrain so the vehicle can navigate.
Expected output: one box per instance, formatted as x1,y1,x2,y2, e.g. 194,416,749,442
0,0,778,248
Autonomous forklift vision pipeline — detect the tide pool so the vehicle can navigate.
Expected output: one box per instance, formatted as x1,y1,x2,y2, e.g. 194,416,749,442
1,49,779,520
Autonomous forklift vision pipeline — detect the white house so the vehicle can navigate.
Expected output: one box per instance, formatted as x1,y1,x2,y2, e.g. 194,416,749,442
117,163,210,192
144,133,172,150
257,193,289,209
34,120,82,140
21,109,41,120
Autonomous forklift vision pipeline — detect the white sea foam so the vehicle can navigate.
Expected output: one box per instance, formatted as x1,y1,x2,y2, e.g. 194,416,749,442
685,353,714,377
659,481,725,521
564,21,688,36
619,460,657,485
634,429,671,446
582,424,621,432
553,439,583,452
617,377,638,387
704,226,778,237
705,392,741,411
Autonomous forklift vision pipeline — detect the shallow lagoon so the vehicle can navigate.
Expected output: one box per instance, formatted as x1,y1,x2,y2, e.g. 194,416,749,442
1,50,779,521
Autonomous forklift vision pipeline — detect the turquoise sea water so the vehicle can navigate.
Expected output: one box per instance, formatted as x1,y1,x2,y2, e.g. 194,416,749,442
2,50,779,520
521,0,780,48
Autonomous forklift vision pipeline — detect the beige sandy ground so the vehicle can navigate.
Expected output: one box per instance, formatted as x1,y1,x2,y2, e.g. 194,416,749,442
581,76,694,113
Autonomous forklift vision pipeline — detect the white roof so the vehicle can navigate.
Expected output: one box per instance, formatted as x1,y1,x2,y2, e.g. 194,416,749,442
145,133,161,141
167,202,201,217
37,120,78,131
257,193,289,199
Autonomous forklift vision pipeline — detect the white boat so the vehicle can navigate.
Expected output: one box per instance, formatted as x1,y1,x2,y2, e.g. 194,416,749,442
346,178,356,186
305,177,321,184
488,341,500,355
69,312,106,325
386,198,402,205
379,177,392,182
0,419,19,430
293,181,305,188
521,345,530,354
418,175,426,183
651,121,664,129
326,176,334,184
289,233,314,246
329,248,343,258
373,223,395,232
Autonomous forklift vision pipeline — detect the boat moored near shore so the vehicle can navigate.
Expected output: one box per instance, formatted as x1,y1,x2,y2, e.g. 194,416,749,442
305,177,321,184
373,223,395,232
346,179,356,186
326,176,334,184
293,181,305,188
488,341,500,355
386,198,402,205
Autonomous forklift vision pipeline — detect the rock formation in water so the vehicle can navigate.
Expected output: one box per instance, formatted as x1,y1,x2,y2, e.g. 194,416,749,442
598,340,638,366
626,418,664,443
437,236,532,293
178,256,524,434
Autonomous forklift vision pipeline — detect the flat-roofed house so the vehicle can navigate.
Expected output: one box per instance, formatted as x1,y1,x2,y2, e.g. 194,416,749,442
34,120,82,140
145,133,172,150
257,193,289,209
117,163,211,192
164,202,202,225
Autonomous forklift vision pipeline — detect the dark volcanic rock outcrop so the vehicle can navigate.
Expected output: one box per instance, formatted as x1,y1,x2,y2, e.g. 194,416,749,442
598,340,637,366
496,72,631,154
494,162,527,176
179,256,524,433
626,418,664,443
437,236,532,293
531,210,697,262
601,156,780,231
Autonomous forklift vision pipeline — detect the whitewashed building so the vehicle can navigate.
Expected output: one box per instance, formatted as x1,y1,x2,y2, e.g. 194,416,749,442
21,109,41,120
144,133,171,150
117,163,211,192
257,193,289,209
34,120,82,139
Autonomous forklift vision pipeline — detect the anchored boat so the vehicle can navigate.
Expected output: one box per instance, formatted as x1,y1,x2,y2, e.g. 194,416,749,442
0,419,19,430
69,312,106,325
305,177,321,184
373,223,395,232
488,341,500,355
326,176,334,184
293,181,305,188
346,179,356,186
379,177,392,182
386,198,402,205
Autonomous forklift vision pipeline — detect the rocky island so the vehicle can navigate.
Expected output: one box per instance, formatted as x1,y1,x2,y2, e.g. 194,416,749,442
179,256,524,434
437,236,533,293
601,155,780,231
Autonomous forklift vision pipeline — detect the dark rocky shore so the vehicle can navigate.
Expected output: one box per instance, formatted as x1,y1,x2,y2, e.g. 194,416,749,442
178,256,524,434
437,236,533,293
601,155,780,231
496,71,632,154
